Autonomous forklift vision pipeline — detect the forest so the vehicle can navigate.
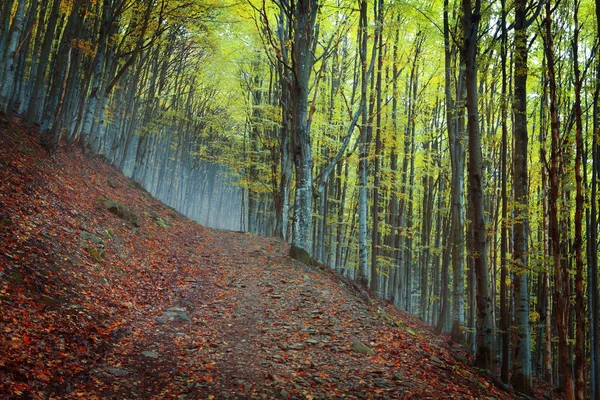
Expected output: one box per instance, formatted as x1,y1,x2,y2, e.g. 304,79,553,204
0,0,599,398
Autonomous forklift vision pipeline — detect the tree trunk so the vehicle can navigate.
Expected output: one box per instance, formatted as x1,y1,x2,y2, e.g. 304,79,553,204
462,0,494,371
511,0,532,392
289,0,318,261
545,1,574,397
591,0,600,392
370,0,384,294
0,0,26,112
499,0,510,383
572,4,586,398
357,0,369,284
24,0,61,124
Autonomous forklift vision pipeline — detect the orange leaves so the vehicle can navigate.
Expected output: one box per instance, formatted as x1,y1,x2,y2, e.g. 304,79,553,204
71,39,96,57
10,382,30,396
34,370,51,383
0,122,547,400
22,335,32,346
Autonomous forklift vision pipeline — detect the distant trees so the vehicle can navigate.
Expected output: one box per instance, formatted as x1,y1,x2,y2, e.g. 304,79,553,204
0,0,25,112
0,0,239,228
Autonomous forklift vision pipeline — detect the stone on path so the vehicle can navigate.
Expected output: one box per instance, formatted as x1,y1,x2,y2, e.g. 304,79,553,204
141,350,159,358
107,366,129,376
351,341,375,355
158,307,191,323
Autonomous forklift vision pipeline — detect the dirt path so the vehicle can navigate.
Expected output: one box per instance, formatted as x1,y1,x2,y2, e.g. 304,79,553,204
69,229,499,399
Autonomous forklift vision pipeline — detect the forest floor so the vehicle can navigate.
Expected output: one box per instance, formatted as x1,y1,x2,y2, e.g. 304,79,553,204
0,116,557,399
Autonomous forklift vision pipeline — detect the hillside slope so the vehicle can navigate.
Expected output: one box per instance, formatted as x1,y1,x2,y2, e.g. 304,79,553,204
1,118,547,399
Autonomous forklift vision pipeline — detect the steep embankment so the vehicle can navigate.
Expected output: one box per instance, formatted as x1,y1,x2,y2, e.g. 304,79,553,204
1,117,548,399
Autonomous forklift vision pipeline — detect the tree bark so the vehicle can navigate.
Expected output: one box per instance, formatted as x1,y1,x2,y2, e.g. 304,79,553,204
462,0,494,371
370,0,384,294
572,3,586,398
357,0,369,283
545,1,574,397
592,0,600,391
289,0,318,261
499,0,510,383
0,0,26,112
24,0,61,124
511,0,533,393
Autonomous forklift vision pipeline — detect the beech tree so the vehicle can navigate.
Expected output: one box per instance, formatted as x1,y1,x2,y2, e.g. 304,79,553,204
461,0,494,371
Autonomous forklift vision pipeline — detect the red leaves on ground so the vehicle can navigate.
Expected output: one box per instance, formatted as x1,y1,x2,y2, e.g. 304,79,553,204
0,118,557,399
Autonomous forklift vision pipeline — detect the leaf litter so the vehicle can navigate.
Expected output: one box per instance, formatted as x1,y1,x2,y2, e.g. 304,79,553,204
0,118,557,399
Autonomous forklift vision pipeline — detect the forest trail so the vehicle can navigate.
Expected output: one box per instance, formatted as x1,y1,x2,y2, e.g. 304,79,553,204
0,119,549,399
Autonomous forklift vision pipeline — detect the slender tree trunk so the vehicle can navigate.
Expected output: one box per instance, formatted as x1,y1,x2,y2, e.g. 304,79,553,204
274,6,293,240
435,206,453,334
591,2,600,391
0,0,26,112
388,18,400,303
11,0,38,112
357,0,369,284
545,1,574,397
450,75,466,343
0,0,16,63
370,0,384,293
591,91,600,400
572,4,586,398
462,0,494,371
499,0,510,383
511,0,532,392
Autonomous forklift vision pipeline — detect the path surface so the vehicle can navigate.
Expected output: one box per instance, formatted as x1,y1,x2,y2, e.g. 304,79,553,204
67,228,502,399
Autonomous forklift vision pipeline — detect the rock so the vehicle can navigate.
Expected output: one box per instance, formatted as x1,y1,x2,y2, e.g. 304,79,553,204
351,341,375,355
107,366,129,376
85,245,108,262
430,356,443,364
80,231,103,244
142,350,159,358
8,271,23,283
306,339,319,345
374,379,393,388
100,198,139,227
160,308,191,323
